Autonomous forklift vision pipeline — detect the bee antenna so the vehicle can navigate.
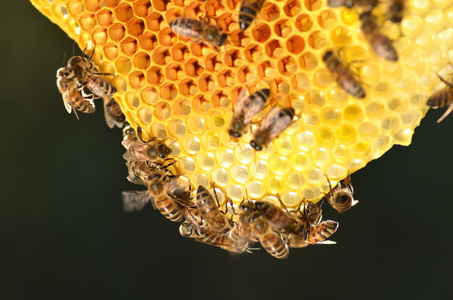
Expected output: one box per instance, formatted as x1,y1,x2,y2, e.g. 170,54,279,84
62,52,67,66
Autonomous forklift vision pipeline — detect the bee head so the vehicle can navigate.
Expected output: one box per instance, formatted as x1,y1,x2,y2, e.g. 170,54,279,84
67,56,83,67
158,144,173,158
322,51,333,62
216,33,228,47
228,128,242,139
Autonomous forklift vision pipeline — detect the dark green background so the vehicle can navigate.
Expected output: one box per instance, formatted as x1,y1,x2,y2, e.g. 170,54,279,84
2,2,453,299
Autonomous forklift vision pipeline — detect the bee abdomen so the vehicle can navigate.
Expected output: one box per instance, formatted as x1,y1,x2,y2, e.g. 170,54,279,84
427,89,453,108
154,195,184,222
239,0,263,31
261,232,289,259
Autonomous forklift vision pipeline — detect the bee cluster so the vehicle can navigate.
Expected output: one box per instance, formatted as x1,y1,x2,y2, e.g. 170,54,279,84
56,50,126,128
120,123,360,258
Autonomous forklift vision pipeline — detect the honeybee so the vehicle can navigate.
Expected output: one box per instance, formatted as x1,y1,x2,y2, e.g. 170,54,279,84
238,0,264,31
426,75,453,123
126,160,175,186
323,51,366,98
250,214,289,259
289,220,339,248
66,53,117,98
360,11,398,61
150,177,185,222
227,213,256,253
56,67,95,119
388,0,405,23
122,124,139,145
103,96,125,129
250,106,295,151
253,200,302,234
325,173,359,213
228,88,270,139
326,0,378,10
169,17,228,50
195,185,231,233
299,199,323,225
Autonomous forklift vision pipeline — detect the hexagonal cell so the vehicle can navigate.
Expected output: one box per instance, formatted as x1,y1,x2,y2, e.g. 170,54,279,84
115,56,132,75
295,14,313,32
168,118,187,138
278,56,298,76
257,60,277,79
304,0,323,11
190,43,213,57
244,43,263,63
292,72,310,91
238,65,258,85
179,78,198,96
160,82,178,100
141,86,159,105
133,52,151,69
96,8,113,27
286,35,305,54
265,39,284,59
217,69,236,88
274,19,292,38
171,43,190,62
330,26,353,47
321,107,341,125
192,95,212,114
108,23,125,42
187,114,206,134
308,30,327,50
146,66,164,85
211,168,229,187
252,23,271,43
67,0,84,17
154,101,172,120
105,0,120,8
151,0,172,12
184,58,205,77
138,106,153,124
114,2,133,22
217,12,235,32
145,11,164,32
52,3,68,20
79,12,95,31
165,62,183,81
133,0,152,18
317,9,337,29
260,3,280,22
284,0,301,17
120,37,138,56
152,46,171,65
112,76,127,93
126,17,145,37
299,52,318,70
229,30,251,48
270,78,291,95
196,153,216,172
315,127,334,145
172,97,191,117
211,90,230,110
225,49,244,67
85,0,101,12
336,124,357,143
201,130,221,151
126,91,141,109
205,53,223,72
129,71,145,89
92,27,107,45
198,74,218,92
158,27,176,46
138,32,157,51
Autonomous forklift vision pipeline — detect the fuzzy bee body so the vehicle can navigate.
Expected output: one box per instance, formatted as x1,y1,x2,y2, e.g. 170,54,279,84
238,0,264,31
170,17,228,49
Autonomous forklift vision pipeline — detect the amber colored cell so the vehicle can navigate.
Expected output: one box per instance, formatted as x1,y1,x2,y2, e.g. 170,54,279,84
152,46,171,66
79,12,95,31
133,52,151,69
292,72,310,91
238,65,258,85
105,0,120,8
229,30,251,48
265,39,284,59
145,12,163,32
138,31,157,51
133,0,151,18
120,37,138,56
318,9,337,30
274,19,292,37
138,106,153,124
171,43,190,62
308,30,327,50
192,95,212,114
252,23,272,43
278,56,298,75
287,35,305,54
115,56,132,75
295,14,313,32
67,0,84,17
261,3,280,22
244,44,263,63
103,42,118,60
84,0,101,12
211,90,230,110
203,54,221,73
198,74,217,92
108,23,125,42
284,0,301,17
126,91,140,109
258,60,277,80
160,82,178,100
126,18,145,37
96,9,113,27
92,27,107,45
157,27,176,46
179,78,198,96
304,0,323,11
225,49,243,68
114,3,133,23
151,0,171,12
217,12,235,32
147,66,164,85
129,71,146,89
141,86,159,105
217,69,235,88
154,101,172,121
299,52,318,70
172,98,191,117
165,62,183,81
184,58,204,77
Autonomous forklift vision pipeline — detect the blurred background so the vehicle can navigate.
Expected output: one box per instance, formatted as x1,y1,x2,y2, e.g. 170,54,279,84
1,2,453,299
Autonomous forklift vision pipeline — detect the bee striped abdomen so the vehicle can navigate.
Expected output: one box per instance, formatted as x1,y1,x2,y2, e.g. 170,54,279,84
427,88,453,108
260,232,289,259
239,0,263,31
154,194,184,222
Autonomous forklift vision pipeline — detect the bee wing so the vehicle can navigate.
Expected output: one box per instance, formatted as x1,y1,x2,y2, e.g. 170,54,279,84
103,96,115,129
121,190,151,212
233,88,249,114
125,161,147,186
266,107,293,141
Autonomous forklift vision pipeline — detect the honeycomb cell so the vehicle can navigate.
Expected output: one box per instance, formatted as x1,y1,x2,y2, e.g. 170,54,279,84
179,156,196,173
322,107,341,125
229,30,251,48
138,32,157,51
304,187,321,201
126,91,140,109
299,52,318,70
246,181,266,199
252,23,272,43
154,101,172,121
133,0,151,18
265,39,284,59
295,14,313,32
145,12,163,32
270,156,290,176
292,72,310,91
160,82,178,100
278,56,297,75
126,17,145,37
286,35,305,54
157,27,176,46
234,145,254,165
330,26,353,47
114,2,133,22
85,0,101,12
179,78,197,96
152,46,171,65
184,58,204,77
271,77,291,95
238,65,258,85
266,177,286,193
304,0,323,11
211,168,229,187
274,19,292,38
187,114,205,134
115,56,132,75
211,90,230,110
112,76,127,93
286,172,305,190
120,37,138,56
105,0,120,8
167,118,186,138
215,148,234,168
172,97,191,117
317,9,337,30
217,69,235,88
225,49,244,68
308,30,327,50
171,43,190,62
284,0,301,17
217,12,235,32
201,131,220,151
138,106,153,124
79,12,95,31
244,44,263,63
192,95,212,114
336,125,357,143
205,53,223,72
129,71,145,89
225,185,245,202
133,52,151,69
196,152,216,171
141,86,159,105
230,164,251,184
147,66,164,85
316,127,334,145
67,0,83,17
261,3,281,22
108,23,125,41
92,27,107,45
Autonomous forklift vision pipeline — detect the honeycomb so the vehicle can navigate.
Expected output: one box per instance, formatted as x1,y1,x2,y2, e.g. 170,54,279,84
30,0,453,208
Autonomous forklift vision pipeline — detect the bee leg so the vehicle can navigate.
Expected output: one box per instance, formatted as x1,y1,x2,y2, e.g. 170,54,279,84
344,171,354,194
437,74,453,89
437,102,453,123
